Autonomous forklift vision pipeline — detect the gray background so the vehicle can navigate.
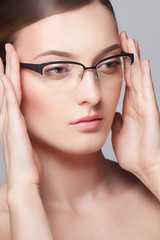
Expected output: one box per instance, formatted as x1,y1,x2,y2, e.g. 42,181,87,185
0,0,160,185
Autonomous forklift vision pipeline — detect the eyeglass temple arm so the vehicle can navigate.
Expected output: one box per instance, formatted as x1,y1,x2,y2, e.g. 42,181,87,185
1,59,43,74
121,52,134,64
20,63,43,74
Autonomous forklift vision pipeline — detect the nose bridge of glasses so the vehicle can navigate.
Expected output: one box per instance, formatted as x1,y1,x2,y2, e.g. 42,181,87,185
80,66,98,79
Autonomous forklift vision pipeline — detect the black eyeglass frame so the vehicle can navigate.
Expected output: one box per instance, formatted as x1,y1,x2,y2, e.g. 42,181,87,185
2,52,134,79
19,52,134,78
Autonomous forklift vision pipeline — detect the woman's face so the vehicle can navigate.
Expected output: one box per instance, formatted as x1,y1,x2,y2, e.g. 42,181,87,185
15,1,122,155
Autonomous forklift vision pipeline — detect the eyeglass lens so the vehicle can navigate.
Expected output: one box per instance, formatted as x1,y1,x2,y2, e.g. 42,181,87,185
41,56,130,92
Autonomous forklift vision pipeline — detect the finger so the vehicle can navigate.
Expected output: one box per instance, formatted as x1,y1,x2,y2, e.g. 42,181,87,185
0,74,26,135
111,112,122,137
0,74,29,170
0,57,5,95
5,44,11,77
127,38,143,95
120,32,131,88
122,84,130,116
135,40,140,59
0,57,4,75
6,43,22,105
0,75,35,182
111,112,122,154
120,31,128,52
142,59,159,112
0,58,6,124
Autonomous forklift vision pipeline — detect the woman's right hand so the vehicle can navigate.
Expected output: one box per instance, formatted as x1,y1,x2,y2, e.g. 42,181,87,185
0,43,42,194
0,44,54,240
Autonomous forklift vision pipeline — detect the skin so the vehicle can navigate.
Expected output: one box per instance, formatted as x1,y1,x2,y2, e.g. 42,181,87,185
0,1,160,239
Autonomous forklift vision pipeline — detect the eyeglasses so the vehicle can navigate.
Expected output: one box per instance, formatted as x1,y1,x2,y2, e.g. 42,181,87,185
4,52,134,92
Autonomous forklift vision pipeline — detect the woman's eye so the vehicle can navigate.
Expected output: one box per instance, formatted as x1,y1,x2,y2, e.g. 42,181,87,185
44,66,69,74
43,64,71,80
103,60,121,69
98,59,122,74
106,61,121,68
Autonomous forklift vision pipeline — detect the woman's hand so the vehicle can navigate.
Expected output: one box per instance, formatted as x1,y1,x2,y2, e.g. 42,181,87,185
111,32,160,200
0,43,53,240
0,43,42,193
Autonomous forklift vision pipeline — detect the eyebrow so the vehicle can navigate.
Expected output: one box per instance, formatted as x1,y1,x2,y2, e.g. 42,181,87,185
33,44,121,61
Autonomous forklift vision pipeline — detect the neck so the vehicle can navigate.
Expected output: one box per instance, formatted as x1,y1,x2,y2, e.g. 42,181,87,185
31,139,109,212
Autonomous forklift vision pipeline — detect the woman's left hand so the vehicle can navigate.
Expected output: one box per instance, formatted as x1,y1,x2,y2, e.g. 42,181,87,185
111,31,160,201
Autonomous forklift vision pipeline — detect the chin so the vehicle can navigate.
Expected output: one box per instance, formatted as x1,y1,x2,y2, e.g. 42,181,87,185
57,131,109,156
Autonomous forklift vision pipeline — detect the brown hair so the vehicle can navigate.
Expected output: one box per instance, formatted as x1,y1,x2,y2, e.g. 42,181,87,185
0,0,116,60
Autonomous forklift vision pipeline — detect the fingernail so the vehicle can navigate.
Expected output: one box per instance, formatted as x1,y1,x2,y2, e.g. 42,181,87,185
5,44,8,52
5,43,10,54
123,31,128,38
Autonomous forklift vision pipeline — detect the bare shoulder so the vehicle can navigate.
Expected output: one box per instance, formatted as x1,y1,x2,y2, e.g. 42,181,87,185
0,182,10,240
105,159,160,236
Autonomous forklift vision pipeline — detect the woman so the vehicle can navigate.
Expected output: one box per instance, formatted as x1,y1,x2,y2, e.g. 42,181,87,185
0,0,160,239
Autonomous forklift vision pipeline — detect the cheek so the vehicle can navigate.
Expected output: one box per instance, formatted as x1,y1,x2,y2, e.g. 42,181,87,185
20,71,70,143
101,80,122,123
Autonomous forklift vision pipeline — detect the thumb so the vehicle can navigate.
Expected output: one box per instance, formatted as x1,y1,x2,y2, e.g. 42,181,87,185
111,112,122,137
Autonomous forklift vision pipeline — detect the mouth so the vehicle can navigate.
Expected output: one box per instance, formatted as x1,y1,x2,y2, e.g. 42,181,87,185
70,114,103,131
70,114,103,124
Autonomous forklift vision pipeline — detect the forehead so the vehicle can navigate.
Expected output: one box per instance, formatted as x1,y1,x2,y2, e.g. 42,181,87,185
15,2,119,62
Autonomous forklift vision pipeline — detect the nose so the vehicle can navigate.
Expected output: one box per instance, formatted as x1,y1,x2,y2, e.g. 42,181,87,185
75,68,102,106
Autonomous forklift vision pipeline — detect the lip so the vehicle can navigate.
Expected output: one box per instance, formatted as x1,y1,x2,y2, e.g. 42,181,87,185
69,114,103,131
70,114,103,125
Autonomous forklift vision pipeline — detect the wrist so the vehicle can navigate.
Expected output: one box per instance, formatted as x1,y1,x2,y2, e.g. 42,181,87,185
7,185,54,240
135,163,160,201
7,184,40,207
